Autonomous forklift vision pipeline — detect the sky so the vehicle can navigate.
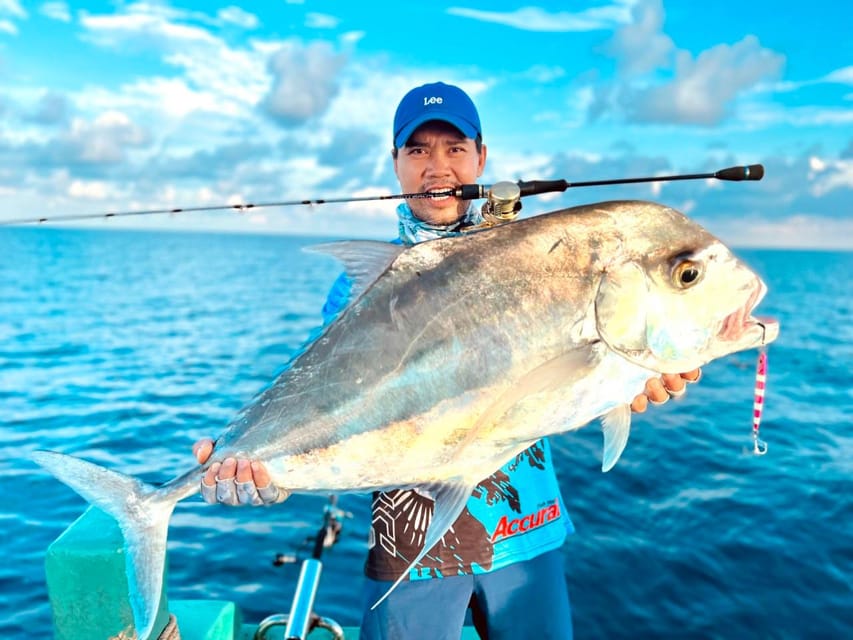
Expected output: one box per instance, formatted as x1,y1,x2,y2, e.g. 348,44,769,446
0,0,851,248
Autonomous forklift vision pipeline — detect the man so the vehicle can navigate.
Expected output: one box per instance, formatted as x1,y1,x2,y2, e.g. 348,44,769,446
194,82,700,639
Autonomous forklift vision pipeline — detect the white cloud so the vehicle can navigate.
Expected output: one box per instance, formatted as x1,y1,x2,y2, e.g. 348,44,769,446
306,12,340,29
165,47,267,104
68,178,109,199
337,186,398,221
0,0,26,18
810,158,853,196
773,65,853,95
522,65,566,83
0,0,25,34
711,215,853,250
39,1,70,22
606,0,673,74
59,111,149,163
487,152,555,184
28,90,69,124
141,76,249,118
226,192,247,207
78,5,270,121
734,99,853,132
340,31,364,45
634,37,785,125
217,6,258,29
825,66,853,84
81,9,219,50
1,0,845,249
262,41,347,123
446,3,634,32
593,0,786,125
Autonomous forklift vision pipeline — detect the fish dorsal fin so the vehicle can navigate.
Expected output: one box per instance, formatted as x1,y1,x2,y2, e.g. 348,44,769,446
370,481,473,610
600,404,632,472
305,240,405,300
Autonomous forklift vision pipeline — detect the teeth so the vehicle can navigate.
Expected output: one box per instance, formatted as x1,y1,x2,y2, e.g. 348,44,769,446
427,189,452,201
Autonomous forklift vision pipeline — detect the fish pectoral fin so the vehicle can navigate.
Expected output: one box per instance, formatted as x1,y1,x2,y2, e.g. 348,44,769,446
515,344,600,395
600,404,632,472
369,481,474,611
453,344,601,461
305,240,405,300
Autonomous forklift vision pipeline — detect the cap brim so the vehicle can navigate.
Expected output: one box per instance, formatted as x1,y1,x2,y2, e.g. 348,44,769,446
395,113,479,148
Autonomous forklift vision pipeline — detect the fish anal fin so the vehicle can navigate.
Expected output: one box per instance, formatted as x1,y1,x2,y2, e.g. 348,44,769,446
370,481,473,610
601,404,632,472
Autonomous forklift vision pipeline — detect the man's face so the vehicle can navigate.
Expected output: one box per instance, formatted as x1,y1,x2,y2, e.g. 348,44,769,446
393,121,487,226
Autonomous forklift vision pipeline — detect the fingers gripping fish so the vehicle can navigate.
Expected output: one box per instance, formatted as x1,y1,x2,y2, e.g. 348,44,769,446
31,200,779,639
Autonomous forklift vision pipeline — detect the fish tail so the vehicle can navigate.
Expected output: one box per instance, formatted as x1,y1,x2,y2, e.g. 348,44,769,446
32,450,180,640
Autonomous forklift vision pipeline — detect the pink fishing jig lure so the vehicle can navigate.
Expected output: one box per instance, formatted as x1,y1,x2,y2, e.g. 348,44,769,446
752,349,769,455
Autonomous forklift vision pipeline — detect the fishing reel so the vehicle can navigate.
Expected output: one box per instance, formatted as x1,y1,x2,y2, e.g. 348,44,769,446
481,181,522,225
455,180,523,232
272,496,350,567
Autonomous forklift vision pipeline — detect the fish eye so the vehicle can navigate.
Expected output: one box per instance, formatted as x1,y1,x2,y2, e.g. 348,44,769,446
672,259,703,288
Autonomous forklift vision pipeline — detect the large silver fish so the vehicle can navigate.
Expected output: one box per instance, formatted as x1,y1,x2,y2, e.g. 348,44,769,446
33,200,778,639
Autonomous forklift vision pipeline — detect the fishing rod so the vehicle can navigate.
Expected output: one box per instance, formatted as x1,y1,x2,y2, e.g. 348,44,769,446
256,495,349,640
0,164,763,227
464,164,764,225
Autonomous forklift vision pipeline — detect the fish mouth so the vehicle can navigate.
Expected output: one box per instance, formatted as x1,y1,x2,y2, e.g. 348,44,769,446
718,281,779,346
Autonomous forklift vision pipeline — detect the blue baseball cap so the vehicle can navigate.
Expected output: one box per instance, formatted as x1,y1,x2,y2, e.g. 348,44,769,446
393,82,482,149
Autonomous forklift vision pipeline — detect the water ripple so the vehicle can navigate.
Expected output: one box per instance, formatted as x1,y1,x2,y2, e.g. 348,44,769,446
1,231,850,638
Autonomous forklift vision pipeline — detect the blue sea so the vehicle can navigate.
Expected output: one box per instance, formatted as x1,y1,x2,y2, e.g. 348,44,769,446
1,226,850,639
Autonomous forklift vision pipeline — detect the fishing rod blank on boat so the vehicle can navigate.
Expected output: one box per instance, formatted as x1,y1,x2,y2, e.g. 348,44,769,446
0,164,764,227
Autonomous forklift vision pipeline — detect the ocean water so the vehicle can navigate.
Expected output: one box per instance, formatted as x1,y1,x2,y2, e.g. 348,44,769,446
1,226,850,639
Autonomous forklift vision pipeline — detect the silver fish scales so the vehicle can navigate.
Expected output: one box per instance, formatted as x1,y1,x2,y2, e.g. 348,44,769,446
32,200,779,638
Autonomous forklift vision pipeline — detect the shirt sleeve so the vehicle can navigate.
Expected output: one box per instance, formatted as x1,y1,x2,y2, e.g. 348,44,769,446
320,272,353,326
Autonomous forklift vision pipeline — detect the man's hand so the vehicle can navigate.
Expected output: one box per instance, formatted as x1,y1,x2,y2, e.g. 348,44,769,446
193,438,288,506
630,369,702,413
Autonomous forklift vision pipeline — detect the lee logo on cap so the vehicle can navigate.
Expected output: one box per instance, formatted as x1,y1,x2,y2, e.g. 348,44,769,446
423,96,443,106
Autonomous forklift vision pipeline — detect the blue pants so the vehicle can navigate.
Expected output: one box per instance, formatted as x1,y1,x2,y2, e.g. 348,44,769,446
359,549,573,639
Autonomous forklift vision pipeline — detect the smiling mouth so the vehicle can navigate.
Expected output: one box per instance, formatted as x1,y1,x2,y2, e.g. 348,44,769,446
423,187,456,202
